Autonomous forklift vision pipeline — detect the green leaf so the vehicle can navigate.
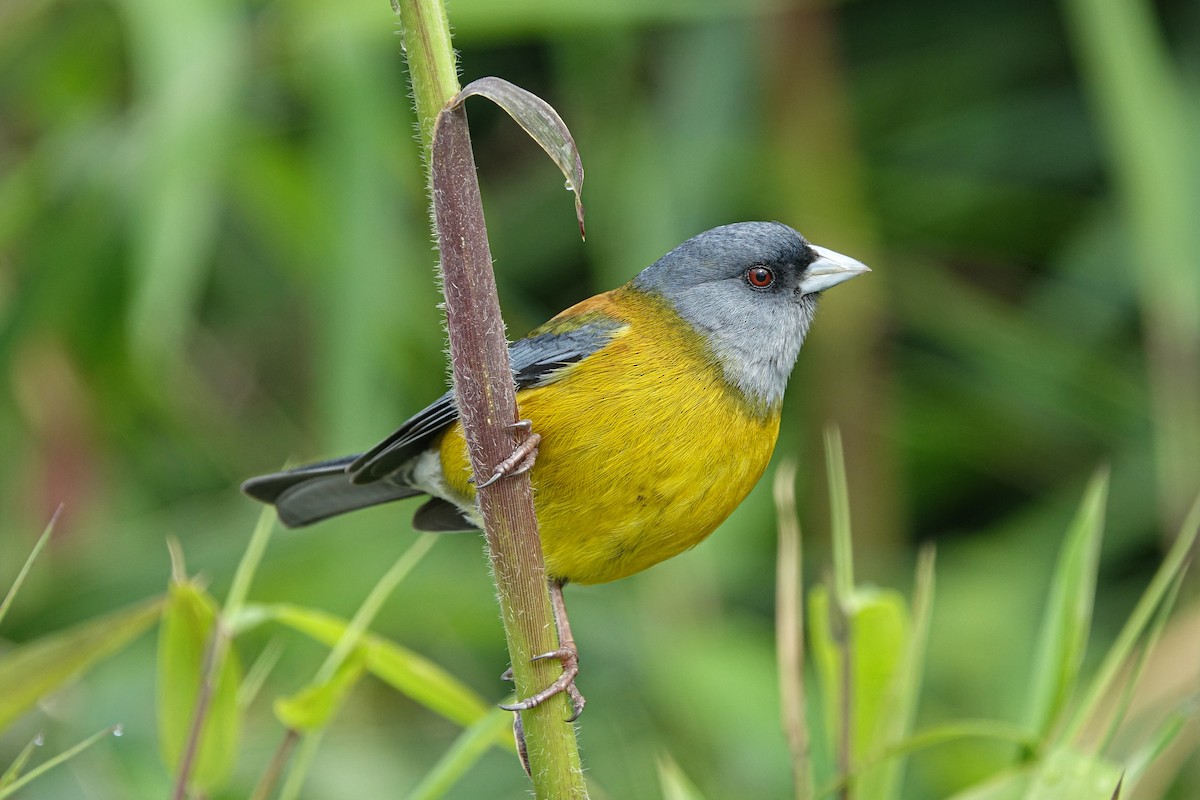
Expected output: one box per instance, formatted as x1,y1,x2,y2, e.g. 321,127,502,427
824,426,854,599
274,648,367,732
865,546,937,800
1022,748,1122,800
808,584,911,784
0,596,164,730
1097,563,1188,754
0,508,58,629
247,603,501,739
0,726,121,800
945,769,1029,800
658,754,709,800
1024,469,1108,738
157,581,241,794
450,77,586,237
407,709,515,800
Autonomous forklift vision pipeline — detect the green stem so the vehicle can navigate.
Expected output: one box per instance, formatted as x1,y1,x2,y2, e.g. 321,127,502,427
396,0,459,155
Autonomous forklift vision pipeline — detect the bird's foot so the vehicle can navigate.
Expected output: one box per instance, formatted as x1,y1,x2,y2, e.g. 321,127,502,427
472,420,540,489
499,645,586,722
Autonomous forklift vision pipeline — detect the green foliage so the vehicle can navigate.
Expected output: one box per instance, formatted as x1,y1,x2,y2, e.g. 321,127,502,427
249,602,500,734
1023,469,1108,739
0,727,122,800
156,580,242,794
658,755,709,800
0,598,163,731
782,435,1197,800
274,649,367,732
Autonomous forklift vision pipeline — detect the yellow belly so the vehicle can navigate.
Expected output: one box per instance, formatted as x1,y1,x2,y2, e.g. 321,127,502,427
435,291,781,585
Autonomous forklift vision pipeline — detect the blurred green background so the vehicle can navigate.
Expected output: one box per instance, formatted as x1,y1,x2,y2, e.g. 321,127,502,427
1,0,1198,797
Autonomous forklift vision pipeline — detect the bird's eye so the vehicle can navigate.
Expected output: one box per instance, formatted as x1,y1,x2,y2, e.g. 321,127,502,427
746,266,775,289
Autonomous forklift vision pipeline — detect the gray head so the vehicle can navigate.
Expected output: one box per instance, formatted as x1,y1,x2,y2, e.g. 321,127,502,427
631,221,869,409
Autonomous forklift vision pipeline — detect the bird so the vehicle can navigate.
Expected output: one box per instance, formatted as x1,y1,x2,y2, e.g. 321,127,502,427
242,221,868,717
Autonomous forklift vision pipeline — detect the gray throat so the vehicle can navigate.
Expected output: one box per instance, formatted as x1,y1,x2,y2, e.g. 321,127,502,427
674,290,819,410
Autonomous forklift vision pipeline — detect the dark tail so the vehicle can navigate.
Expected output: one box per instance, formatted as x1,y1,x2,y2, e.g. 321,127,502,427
241,455,423,528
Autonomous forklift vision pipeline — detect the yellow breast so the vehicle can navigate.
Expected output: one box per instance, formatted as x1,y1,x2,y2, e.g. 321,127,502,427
436,288,781,585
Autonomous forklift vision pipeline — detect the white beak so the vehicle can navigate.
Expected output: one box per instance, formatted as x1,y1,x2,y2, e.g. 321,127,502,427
798,245,871,294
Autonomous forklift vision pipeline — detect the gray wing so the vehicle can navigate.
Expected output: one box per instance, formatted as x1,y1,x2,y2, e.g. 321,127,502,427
347,314,625,484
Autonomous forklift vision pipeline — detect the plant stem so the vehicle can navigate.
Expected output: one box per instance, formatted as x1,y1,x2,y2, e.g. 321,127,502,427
172,621,230,800
392,0,587,796
774,461,812,800
249,729,300,800
396,0,459,156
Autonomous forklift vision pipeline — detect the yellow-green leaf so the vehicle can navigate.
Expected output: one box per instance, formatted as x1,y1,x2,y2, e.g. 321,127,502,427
0,596,163,730
249,603,494,732
156,581,241,794
1024,748,1122,800
808,584,910,779
274,648,366,732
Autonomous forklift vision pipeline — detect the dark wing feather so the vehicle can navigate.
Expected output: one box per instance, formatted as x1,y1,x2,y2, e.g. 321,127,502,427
348,314,625,484
240,455,424,528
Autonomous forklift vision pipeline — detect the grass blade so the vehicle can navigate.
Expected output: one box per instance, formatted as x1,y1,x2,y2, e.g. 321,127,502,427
0,507,58,629
0,734,42,788
0,596,164,729
1063,492,1200,745
1122,695,1197,788
824,426,854,599
314,533,436,685
408,709,515,800
1024,468,1109,739
225,506,277,619
658,754,709,800
1096,563,1188,753
238,637,285,710
0,725,121,800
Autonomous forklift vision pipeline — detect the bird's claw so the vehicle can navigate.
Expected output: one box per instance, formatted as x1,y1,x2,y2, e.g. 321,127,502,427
473,421,541,488
499,646,586,722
